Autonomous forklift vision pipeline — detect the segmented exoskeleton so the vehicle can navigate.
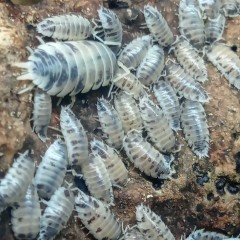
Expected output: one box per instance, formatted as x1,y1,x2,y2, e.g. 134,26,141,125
220,0,240,17
124,226,147,240
184,229,228,240
198,0,221,18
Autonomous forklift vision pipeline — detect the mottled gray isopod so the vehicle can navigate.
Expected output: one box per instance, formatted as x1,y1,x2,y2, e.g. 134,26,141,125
124,226,147,240
185,229,228,240
198,0,221,18
220,0,239,17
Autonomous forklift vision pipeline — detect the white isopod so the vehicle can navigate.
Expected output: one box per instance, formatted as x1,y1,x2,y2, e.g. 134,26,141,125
60,106,88,166
206,42,240,90
153,80,181,131
139,94,176,153
170,36,208,83
205,14,226,44
136,45,165,86
178,0,205,49
81,153,114,205
124,226,148,240
118,35,152,69
220,0,239,17
11,184,41,240
123,130,174,179
136,204,175,240
185,229,228,240
165,63,209,103
90,139,128,187
97,97,124,149
32,88,52,142
75,190,122,240
197,0,221,18
15,41,117,101
144,4,174,47
39,187,75,240
181,100,209,158
0,151,35,208
37,14,92,40
114,91,143,133
34,139,68,199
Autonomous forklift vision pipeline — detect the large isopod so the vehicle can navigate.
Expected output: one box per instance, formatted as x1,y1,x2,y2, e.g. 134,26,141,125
139,95,176,153
185,229,228,240
143,4,174,47
32,88,52,142
97,97,124,149
90,139,128,187
75,190,122,240
165,63,209,103
136,45,165,86
34,139,68,199
181,100,209,158
60,106,88,166
15,41,117,99
206,42,240,90
123,130,174,179
39,187,75,240
153,80,181,131
37,14,92,40
136,204,175,240
114,91,143,133
0,151,35,208
11,184,41,240
170,36,208,82
81,153,114,205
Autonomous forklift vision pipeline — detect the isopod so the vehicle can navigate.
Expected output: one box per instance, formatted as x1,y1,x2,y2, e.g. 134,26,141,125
0,151,35,208
32,88,52,142
180,100,209,158
75,190,122,240
136,45,165,86
197,0,221,18
143,4,174,47
220,0,239,17
60,106,88,166
139,94,176,153
81,153,114,205
185,229,228,240
124,226,147,240
90,139,128,187
11,184,41,240
136,204,175,240
123,130,174,179
34,139,68,199
15,41,117,100
37,14,92,40
114,91,142,133
97,97,124,149
206,42,240,90
205,14,226,44
118,35,152,69
153,80,181,131
170,36,208,82
39,187,74,240
178,0,205,49
165,63,209,103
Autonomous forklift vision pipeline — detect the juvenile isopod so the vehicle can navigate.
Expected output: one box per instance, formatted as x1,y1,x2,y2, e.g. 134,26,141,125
136,45,165,86
139,94,176,153
123,130,174,179
37,14,92,40
143,4,174,47
60,106,88,166
136,204,175,240
165,63,209,103
178,0,205,49
34,139,68,199
197,0,221,18
206,42,240,90
180,100,209,158
0,151,35,208
170,36,208,83
81,153,114,205
39,187,75,240
11,184,41,240
90,139,128,187
124,226,147,240
220,0,239,17
15,41,117,101
32,88,52,142
97,97,124,149
114,91,143,133
75,190,122,240
185,229,228,240
153,80,181,131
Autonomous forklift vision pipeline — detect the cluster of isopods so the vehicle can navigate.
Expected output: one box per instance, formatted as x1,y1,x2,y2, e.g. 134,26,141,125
1,0,239,239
